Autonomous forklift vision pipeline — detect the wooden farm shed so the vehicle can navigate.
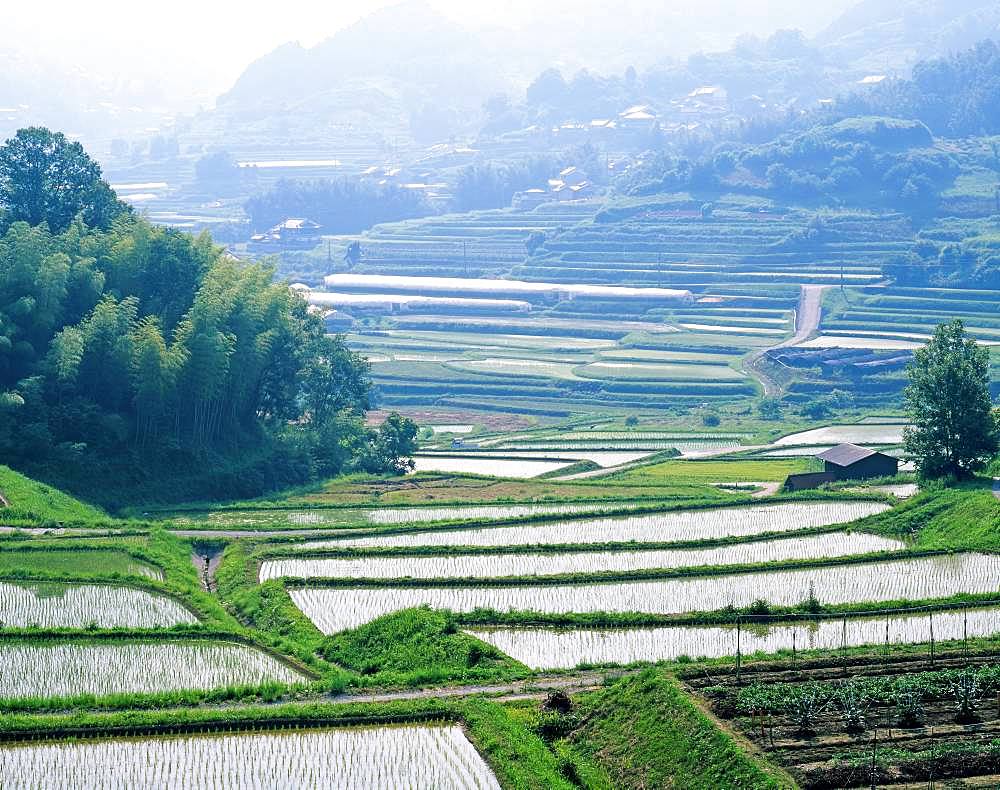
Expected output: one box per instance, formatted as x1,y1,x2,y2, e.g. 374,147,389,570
784,443,898,491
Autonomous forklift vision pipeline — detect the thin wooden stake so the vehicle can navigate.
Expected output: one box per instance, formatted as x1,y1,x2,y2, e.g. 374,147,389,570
842,616,848,676
736,618,742,686
963,605,968,660
929,611,935,669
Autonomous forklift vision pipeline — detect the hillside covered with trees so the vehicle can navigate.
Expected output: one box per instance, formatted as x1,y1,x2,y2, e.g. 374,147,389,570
0,128,415,507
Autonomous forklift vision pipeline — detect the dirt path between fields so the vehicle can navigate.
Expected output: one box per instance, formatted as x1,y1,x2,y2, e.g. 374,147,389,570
328,670,622,705
744,284,828,397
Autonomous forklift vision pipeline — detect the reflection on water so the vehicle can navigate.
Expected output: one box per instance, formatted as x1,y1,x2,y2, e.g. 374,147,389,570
469,606,1000,669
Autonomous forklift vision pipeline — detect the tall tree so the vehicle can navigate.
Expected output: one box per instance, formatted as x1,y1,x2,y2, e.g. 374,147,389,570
903,320,999,478
0,127,127,233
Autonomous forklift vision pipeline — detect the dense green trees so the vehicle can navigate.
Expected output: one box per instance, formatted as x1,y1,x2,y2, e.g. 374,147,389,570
0,128,128,233
0,128,416,501
621,118,957,216
903,320,999,479
452,158,561,212
841,40,1000,138
245,178,429,235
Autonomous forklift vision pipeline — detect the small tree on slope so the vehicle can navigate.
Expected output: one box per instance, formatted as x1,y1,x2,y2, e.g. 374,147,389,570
903,319,999,478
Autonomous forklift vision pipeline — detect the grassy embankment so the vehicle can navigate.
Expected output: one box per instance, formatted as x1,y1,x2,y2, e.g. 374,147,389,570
0,465,107,524
551,670,792,789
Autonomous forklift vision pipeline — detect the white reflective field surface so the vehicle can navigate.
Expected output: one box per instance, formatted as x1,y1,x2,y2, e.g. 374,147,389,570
0,726,501,790
290,553,1000,633
0,582,196,628
468,606,1000,669
262,532,904,582
299,501,891,550
0,642,306,699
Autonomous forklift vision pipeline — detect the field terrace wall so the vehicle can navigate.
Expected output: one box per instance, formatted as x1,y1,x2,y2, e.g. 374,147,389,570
514,201,912,287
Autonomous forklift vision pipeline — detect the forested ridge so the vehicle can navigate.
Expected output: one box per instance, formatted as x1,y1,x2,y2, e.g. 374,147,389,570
0,128,415,507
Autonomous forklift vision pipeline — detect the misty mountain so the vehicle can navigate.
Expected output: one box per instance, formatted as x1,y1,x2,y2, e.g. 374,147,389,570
818,0,1000,73
218,1,504,141
213,0,862,143
0,46,178,147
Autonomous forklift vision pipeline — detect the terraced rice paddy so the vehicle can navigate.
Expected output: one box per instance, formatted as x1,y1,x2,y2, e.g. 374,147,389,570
557,432,749,442
300,501,891,550
854,483,920,498
0,641,306,698
578,362,745,380
678,323,784,335
168,509,362,528
291,554,1000,633
416,450,653,468
450,358,579,378
775,424,907,446
166,501,640,530
496,440,735,453
798,335,925,350
260,532,905,582
0,549,162,580
429,424,475,434
0,582,197,628
409,456,573,477
467,606,1000,669
756,445,836,457
368,502,624,525
0,725,501,789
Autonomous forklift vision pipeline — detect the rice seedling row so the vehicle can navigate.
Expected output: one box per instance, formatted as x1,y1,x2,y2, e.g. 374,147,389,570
465,606,1000,669
409,456,574,478
494,440,739,451
0,582,197,628
0,641,306,699
774,425,907,446
0,725,501,789
366,501,625,525
289,554,1000,633
168,501,657,532
554,432,750,441
298,501,891,550
414,450,654,468
0,549,163,580
260,532,904,582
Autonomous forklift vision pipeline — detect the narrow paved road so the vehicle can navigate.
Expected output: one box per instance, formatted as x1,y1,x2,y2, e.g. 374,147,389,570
993,478,1000,500
743,284,827,397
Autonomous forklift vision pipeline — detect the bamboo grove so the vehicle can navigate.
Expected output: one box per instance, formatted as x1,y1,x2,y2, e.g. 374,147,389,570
0,132,416,501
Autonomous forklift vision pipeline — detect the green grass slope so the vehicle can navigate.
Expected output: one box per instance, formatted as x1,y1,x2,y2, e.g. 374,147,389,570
0,465,106,524
865,480,1000,550
565,670,792,789
322,607,526,686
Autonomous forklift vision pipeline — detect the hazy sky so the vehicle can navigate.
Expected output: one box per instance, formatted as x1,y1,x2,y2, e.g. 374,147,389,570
3,0,855,108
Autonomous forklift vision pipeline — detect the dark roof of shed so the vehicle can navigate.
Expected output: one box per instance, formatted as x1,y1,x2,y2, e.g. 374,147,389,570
816,443,894,467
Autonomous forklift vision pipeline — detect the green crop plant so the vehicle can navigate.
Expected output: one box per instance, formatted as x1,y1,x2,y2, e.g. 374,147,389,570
952,668,981,723
895,685,926,728
788,687,829,738
836,681,871,735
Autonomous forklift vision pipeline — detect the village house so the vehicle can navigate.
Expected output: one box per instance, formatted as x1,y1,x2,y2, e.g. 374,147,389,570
249,218,322,250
